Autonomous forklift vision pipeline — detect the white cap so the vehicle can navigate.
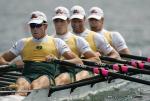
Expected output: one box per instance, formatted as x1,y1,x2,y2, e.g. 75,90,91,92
87,7,104,20
70,5,86,20
52,6,70,20
28,16,45,24
30,11,47,22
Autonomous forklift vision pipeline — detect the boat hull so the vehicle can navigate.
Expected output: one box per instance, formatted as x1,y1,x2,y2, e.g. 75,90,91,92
23,78,130,101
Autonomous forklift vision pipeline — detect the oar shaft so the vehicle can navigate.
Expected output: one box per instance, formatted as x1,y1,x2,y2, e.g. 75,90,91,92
120,53,150,62
0,64,20,74
0,75,19,79
109,72,150,85
127,68,150,75
83,60,150,75
100,56,150,70
0,77,16,82
0,81,13,86
100,56,130,64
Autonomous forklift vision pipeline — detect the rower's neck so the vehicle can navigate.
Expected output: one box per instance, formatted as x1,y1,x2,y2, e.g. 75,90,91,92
56,29,68,35
91,27,102,32
73,28,85,35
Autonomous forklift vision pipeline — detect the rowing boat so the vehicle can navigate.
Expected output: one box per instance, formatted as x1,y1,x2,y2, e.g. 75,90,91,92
1,74,146,101
24,79,130,101
0,76,130,101
0,55,150,101
24,73,148,101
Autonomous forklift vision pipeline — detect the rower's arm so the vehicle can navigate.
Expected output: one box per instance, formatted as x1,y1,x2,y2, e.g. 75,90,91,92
107,49,121,60
111,31,131,55
62,51,83,64
83,51,101,63
119,48,131,55
0,51,17,65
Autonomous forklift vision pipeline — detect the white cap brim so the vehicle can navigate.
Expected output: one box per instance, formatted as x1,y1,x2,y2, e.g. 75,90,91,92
28,19,43,24
52,15,67,20
70,14,84,20
87,15,102,20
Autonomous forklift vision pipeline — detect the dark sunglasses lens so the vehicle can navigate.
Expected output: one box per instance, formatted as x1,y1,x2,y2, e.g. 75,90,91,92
30,23,42,28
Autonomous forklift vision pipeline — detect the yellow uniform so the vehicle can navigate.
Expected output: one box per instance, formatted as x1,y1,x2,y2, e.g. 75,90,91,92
21,36,58,62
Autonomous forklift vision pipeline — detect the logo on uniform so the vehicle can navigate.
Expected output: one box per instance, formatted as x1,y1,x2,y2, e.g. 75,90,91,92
36,46,43,50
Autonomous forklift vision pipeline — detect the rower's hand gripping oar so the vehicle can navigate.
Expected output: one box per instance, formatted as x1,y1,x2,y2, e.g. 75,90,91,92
120,53,150,63
100,56,150,70
83,60,150,75
52,59,150,86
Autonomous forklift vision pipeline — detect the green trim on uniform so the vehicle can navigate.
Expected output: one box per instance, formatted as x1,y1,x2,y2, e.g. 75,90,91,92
22,61,93,84
22,61,60,86
58,65,76,82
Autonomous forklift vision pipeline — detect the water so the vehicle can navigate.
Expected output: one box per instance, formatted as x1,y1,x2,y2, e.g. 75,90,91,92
0,0,150,101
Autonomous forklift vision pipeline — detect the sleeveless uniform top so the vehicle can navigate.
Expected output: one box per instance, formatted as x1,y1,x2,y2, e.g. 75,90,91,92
64,34,80,57
21,36,58,62
99,29,128,52
85,31,97,52
103,31,113,46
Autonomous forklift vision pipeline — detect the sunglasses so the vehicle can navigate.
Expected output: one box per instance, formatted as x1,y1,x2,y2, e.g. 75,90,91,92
30,23,43,28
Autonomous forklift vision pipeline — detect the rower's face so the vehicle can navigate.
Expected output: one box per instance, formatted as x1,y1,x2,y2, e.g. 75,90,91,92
71,18,85,33
88,18,103,32
30,23,47,39
53,18,69,35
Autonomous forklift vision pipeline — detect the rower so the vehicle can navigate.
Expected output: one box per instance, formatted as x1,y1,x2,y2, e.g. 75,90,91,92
52,6,100,81
87,7,131,54
0,11,82,96
70,5,121,59
70,6,120,59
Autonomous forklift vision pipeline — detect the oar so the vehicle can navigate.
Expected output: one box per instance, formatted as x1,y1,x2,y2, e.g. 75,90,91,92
0,71,21,89
120,53,150,62
0,74,19,80
82,60,150,75
2,72,22,76
52,60,150,86
0,83,17,91
0,81,14,86
0,77,16,82
0,64,22,74
100,56,150,70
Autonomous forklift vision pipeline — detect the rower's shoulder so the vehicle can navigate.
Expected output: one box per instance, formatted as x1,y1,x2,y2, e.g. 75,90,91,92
110,31,124,39
87,30,98,35
53,37,66,44
15,37,32,44
110,31,121,35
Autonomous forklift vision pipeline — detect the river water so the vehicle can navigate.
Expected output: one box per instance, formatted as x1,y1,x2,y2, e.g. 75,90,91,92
0,0,150,101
